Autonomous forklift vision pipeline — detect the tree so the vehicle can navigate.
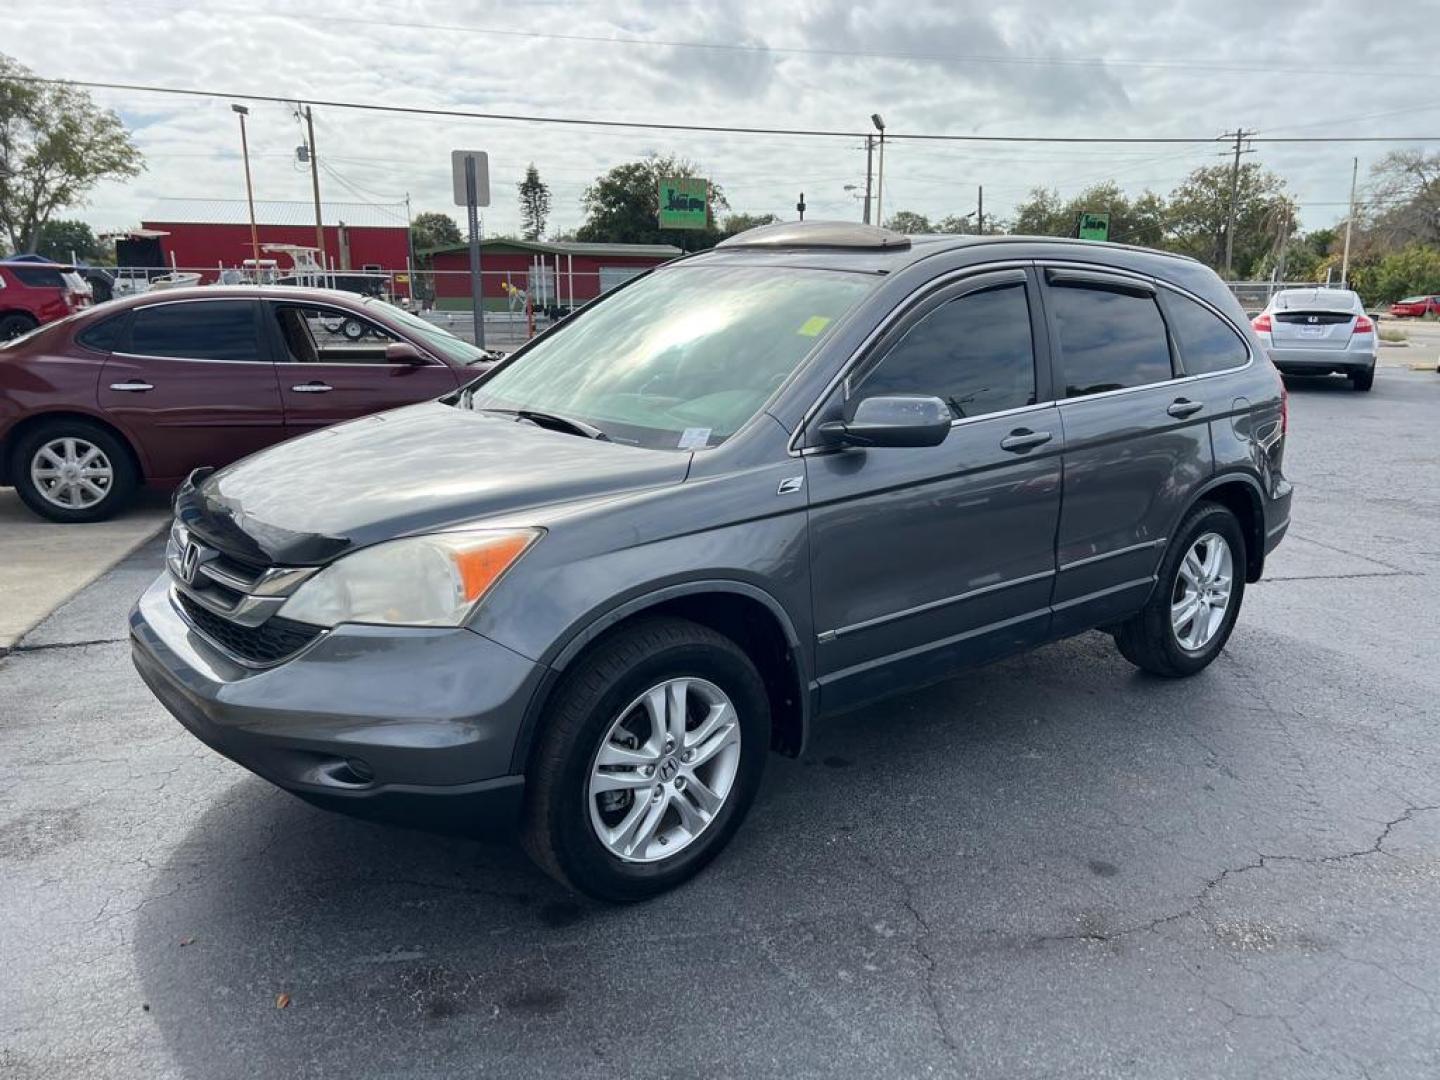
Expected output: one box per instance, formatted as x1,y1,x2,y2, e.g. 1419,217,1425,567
517,163,551,241
410,210,462,253
1349,244,1440,305
1363,150,1440,251
884,210,932,234
0,54,143,253
1009,182,1166,246
1164,163,1292,277
577,155,729,252
721,212,778,236
35,218,101,262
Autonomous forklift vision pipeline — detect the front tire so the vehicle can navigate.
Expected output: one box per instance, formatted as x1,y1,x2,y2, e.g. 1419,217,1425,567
1114,502,1246,678
522,617,770,902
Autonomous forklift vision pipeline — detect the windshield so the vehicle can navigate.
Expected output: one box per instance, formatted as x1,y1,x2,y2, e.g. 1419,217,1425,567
462,264,873,450
364,297,494,366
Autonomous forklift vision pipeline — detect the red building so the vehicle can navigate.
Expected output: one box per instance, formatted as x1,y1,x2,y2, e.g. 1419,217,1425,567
138,197,412,285
425,238,680,311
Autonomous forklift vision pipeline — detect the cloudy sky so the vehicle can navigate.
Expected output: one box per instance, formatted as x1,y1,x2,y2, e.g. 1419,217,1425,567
7,0,1440,240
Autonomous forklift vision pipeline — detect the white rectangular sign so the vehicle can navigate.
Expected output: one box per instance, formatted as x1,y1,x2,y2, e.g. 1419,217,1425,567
451,150,491,207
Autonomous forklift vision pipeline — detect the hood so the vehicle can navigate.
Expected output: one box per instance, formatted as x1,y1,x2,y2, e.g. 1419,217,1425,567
176,401,690,565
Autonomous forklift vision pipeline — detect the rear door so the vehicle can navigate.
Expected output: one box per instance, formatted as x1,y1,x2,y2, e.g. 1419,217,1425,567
805,268,1063,711
1040,267,1211,636
97,298,284,482
265,300,461,435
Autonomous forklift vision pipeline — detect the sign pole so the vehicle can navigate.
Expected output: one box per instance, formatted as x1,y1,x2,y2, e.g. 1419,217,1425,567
465,156,485,349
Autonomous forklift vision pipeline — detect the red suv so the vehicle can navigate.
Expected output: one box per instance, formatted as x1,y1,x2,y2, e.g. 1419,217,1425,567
0,261,92,340
0,286,495,522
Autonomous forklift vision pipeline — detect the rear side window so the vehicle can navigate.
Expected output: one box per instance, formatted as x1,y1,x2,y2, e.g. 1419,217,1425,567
854,282,1037,420
1164,292,1248,375
1049,283,1173,397
128,301,261,362
76,313,128,353
9,267,66,289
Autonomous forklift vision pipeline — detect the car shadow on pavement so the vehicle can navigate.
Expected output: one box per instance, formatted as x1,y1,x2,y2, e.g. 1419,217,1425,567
128,630,1294,1078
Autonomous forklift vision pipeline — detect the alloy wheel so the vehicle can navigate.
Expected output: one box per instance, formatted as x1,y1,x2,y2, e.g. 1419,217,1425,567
587,677,742,863
30,438,115,510
1171,531,1234,652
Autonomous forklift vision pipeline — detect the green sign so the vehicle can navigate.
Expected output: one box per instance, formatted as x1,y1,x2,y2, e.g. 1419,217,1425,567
1076,211,1110,242
658,177,709,230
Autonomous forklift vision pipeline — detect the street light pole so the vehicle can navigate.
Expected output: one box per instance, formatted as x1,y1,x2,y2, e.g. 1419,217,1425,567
232,104,261,274
871,114,886,227
863,135,874,224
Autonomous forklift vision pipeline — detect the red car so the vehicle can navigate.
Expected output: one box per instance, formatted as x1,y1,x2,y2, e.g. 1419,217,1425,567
0,286,494,522
0,261,92,340
1388,294,1440,318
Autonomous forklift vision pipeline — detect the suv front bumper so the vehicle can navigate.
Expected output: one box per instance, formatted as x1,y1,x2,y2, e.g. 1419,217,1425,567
129,574,543,834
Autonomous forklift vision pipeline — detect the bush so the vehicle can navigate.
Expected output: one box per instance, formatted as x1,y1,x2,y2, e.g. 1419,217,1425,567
1350,244,1440,305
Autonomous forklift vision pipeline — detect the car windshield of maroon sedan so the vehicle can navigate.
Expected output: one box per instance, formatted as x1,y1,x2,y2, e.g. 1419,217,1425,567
458,264,874,449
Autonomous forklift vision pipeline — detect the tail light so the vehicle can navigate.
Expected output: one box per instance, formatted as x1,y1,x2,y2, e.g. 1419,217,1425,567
1353,314,1374,334
1252,312,1272,333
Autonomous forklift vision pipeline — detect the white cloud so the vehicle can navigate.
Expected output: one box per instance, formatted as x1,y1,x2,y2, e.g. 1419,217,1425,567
6,0,1439,241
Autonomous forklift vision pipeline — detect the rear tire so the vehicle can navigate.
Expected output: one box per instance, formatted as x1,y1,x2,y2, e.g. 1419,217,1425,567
12,419,138,523
0,313,38,341
1114,502,1246,678
1350,368,1374,391
521,617,769,902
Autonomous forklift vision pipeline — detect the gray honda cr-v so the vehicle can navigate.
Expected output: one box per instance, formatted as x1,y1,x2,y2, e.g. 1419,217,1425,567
131,221,1292,901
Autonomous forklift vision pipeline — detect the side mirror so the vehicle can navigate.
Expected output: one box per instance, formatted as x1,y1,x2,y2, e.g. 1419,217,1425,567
385,340,427,365
817,394,951,449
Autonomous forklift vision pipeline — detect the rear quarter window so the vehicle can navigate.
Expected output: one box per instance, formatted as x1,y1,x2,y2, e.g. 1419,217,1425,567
9,267,67,289
1162,292,1249,376
76,312,130,353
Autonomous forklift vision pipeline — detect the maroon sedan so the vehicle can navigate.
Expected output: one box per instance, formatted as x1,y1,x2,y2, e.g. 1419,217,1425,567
0,286,494,522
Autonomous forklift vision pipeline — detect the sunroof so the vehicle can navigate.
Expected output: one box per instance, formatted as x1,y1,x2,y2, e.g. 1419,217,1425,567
716,220,912,251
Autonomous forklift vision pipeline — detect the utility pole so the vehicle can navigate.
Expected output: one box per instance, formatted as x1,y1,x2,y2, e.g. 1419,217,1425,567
1341,156,1358,287
977,185,984,235
862,136,874,225
872,114,887,227
303,106,325,273
1222,127,1256,279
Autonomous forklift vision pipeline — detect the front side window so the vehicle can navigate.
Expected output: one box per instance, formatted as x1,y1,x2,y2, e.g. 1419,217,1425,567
1164,292,1248,375
853,282,1036,420
465,265,875,449
272,304,401,365
1050,282,1173,398
128,301,261,362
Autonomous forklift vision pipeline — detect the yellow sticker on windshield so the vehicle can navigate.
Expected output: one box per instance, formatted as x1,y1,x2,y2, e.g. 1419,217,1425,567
797,315,832,337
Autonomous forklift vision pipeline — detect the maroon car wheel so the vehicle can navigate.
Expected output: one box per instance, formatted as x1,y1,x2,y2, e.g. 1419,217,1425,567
13,420,138,524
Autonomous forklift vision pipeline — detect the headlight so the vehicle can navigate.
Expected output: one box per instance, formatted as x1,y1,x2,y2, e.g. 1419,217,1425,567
277,528,541,629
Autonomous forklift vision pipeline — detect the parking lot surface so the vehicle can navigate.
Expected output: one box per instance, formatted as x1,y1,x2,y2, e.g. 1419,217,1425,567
2,369,1438,1079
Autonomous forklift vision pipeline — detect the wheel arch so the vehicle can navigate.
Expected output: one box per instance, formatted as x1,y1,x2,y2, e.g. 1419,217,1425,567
2,410,148,488
511,580,812,775
1174,471,1267,582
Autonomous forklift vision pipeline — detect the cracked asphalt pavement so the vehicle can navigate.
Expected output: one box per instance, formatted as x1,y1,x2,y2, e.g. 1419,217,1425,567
2,369,1439,1079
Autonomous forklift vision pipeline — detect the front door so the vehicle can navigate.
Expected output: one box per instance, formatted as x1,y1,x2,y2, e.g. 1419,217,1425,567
265,301,460,435
1039,268,1212,636
804,268,1063,712
97,298,284,483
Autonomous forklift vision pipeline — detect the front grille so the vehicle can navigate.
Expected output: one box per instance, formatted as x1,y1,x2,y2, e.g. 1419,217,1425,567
177,591,321,665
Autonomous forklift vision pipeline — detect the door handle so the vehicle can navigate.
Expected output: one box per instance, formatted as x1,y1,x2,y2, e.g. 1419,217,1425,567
109,381,154,392
999,428,1053,453
291,382,333,393
1167,398,1204,418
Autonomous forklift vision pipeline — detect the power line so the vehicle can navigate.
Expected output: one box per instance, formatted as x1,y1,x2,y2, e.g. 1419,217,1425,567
8,75,1440,144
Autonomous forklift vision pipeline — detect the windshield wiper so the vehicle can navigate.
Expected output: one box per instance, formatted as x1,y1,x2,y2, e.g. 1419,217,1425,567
480,407,609,441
